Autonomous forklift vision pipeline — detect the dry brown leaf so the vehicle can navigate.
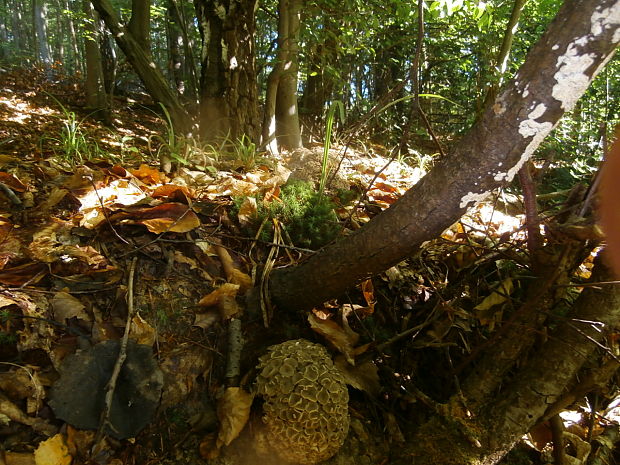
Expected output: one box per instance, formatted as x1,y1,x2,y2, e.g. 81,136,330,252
334,355,381,396
51,292,88,323
34,434,72,465
193,310,220,330
0,392,56,435
130,313,156,346
126,203,201,233
216,387,253,448
5,451,36,465
198,283,240,307
65,425,95,458
308,312,357,365
229,269,252,293
236,197,257,227
130,164,165,185
199,432,220,460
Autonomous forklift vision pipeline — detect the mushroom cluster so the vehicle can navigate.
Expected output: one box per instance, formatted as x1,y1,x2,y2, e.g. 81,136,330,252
255,339,349,464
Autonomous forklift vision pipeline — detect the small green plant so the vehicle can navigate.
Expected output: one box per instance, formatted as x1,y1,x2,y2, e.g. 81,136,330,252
320,101,345,197
235,180,342,249
46,94,94,166
148,103,191,170
233,134,258,171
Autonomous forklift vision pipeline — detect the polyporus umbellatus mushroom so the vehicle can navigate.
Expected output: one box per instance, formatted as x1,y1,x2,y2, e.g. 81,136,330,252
255,339,349,464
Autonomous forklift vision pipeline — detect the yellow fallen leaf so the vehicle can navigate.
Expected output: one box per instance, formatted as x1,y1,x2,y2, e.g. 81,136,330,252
216,387,253,448
34,434,72,465
474,278,514,311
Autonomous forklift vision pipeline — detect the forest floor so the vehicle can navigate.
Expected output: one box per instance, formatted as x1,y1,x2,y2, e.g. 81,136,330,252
0,66,584,465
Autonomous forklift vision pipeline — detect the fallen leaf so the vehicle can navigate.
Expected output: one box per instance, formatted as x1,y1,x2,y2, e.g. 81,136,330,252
65,425,95,458
131,164,165,185
114,203,201,233
216,387,253,448
308,312,357,365
130,313,156,346
51,291,88,323
474,278,514,311
236,197,257,227
34,434,72,465
198,283,240,307
334,355,381,396
193,310,220,330
5,451,36,465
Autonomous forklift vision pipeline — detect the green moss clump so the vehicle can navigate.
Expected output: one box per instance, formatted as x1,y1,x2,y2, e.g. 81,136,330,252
235,180,342,249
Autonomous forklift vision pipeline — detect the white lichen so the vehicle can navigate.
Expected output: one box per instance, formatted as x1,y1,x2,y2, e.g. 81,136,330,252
460,191,490,209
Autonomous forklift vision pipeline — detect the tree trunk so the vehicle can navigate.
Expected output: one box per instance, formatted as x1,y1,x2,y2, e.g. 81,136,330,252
166,0,184,96
400,256,620,465
481,0,528,111
83,0,110,122
193,0,259,144
269,0,620,313
64,0,82,74
274,0,302,150
262,0,302,152
128,0,150,52
90,0,194,134
32,0,52,70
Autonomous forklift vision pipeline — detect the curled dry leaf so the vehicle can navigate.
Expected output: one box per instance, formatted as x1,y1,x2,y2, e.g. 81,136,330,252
308,312,358,365
118,203,201,234
237,197,258,227
34,434,72,465
130,313,157,346
216,387,253,448
51,291,88,323
334,355,381,396
198,283,240,308
130,164,165,185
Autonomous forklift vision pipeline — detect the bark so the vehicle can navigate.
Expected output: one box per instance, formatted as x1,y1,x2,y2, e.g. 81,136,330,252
193,0,259,143
83,0,109,121
166,0,184,96
262,0,302,152
32,0,52,69
128,0,150,52
402,256,620,465
269,0,620,313
64,0,81,73
90,0,194,134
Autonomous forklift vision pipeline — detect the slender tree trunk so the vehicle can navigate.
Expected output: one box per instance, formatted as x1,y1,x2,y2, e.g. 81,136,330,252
90,0,194,134
481,0,528,110
262,0,303,152
274,0,302,150
128,0,150,52
193,0,259,143
64,0,81,74
83,0,110,122
166,0,184,96
269,0,620,314
32,0,52,70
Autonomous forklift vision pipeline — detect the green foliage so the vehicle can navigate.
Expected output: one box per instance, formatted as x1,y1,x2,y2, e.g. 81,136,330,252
236,180,342,249
232,134,258,171
320,101,345,197
148,103,191,167
46,94,97,167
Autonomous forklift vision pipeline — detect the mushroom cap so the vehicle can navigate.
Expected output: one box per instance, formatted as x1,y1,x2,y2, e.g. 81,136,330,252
255,339,349,464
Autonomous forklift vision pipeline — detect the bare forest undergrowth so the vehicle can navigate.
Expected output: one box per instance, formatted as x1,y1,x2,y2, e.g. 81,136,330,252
0,67,618,465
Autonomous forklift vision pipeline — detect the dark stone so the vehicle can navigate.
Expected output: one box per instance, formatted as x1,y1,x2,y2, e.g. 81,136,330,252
49,339,163,439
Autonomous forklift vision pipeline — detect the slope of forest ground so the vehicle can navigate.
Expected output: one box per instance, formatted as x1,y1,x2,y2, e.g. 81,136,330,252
0,66,617,465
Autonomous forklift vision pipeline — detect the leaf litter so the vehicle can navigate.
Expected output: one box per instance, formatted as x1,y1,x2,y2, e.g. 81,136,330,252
0,66,606,465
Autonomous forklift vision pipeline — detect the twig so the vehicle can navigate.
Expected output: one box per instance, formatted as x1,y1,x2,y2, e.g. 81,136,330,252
0,182,22,206
92,256,138,452
550,414,566,465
